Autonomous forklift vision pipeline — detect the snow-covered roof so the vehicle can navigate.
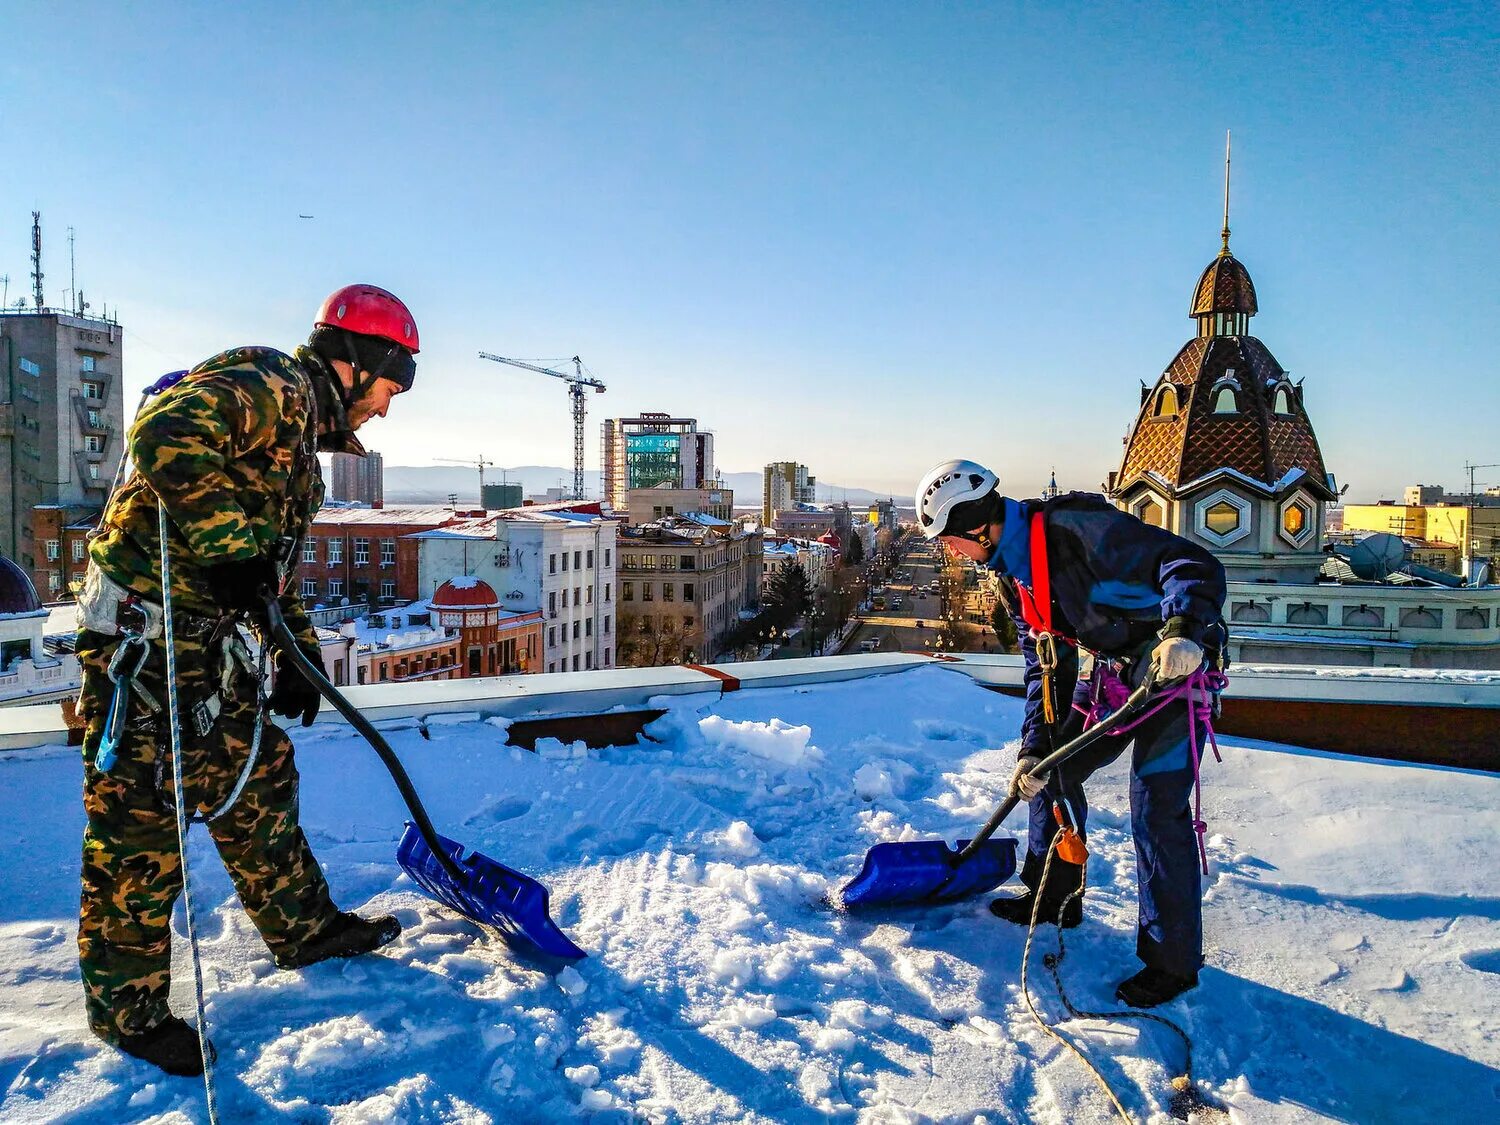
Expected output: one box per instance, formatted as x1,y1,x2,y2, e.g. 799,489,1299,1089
2,663,1495,1121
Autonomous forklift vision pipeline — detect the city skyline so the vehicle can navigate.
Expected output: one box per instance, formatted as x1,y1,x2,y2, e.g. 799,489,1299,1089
3,3,1495,503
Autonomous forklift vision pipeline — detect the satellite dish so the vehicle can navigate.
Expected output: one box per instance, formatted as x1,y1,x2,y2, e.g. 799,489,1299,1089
1345,533,1408,580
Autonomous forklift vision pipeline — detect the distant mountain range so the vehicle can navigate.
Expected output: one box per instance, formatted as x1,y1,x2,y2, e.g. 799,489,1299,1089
380,465,900,507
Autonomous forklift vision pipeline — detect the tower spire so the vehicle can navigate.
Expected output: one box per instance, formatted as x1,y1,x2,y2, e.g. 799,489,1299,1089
1220,130,1232,255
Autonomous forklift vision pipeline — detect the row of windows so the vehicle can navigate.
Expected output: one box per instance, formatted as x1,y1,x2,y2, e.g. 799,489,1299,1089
1231,601,1492,630
622,553,697,571
546,616,611,647
1150,380,1297,420
622,579,700,603
43,540,88,563
547,585,605,615
301,578,398,600
301,537,397,566
549,548,609,574
547,650,611,673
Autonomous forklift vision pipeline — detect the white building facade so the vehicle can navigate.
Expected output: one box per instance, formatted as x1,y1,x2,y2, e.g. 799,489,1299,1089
410,507,618,674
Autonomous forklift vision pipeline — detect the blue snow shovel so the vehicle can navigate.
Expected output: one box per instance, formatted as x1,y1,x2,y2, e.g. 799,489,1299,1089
267,598,586,960
840,679,1158,909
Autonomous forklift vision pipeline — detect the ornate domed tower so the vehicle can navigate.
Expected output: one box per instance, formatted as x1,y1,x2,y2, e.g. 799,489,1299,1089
1108,144,1337,582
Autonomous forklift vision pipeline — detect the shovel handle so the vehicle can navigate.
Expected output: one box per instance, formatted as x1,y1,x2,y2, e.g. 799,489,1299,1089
953,679,1158,865
265,597,468,885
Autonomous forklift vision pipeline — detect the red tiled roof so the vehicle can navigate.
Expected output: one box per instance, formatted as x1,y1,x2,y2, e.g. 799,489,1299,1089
430,577,501,609
1191,252,1258,317
1115,335,1332,499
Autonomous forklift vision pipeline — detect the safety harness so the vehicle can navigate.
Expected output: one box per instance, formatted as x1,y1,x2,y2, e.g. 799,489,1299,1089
1010,508,1230,1121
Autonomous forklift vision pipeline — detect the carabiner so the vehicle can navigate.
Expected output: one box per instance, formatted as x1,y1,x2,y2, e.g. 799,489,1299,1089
95,633,151,772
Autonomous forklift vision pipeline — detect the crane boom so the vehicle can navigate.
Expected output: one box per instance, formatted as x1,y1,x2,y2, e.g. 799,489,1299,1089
478,353,607,500
435,455,496,498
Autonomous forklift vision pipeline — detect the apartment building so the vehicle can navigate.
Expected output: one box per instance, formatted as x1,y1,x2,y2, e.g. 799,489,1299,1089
295,505,460,609
762,461,816,524
408,503,619,674
1,309,124,595
623,485,734,525
329,449,384,505
617,517,763,664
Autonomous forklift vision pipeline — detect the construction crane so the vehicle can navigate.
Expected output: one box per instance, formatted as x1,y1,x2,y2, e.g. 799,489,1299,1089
478,353,606,500
436,455,496,502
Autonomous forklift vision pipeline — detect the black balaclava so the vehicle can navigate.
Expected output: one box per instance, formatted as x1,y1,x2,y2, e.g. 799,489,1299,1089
307,325,416,408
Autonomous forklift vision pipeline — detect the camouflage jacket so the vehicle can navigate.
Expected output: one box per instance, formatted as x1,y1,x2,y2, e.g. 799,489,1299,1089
89,345,363,645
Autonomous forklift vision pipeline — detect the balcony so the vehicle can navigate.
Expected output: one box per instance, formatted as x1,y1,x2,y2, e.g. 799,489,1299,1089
71,398,116,436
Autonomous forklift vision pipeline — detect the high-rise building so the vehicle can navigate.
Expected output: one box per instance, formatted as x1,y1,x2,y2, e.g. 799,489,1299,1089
1,309,124,595
481,481,524,510
762,461,816,524
330,449,383,505
601,414,715,511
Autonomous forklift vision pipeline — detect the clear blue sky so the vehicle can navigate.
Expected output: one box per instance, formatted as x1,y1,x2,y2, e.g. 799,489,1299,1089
3,2,1495,501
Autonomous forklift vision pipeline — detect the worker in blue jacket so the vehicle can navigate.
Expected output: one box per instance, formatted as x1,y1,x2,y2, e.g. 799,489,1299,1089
915,459,1227,1007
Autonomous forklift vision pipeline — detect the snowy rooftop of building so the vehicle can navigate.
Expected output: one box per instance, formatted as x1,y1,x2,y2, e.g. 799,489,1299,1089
2,662,1496,1121
312,505,462,526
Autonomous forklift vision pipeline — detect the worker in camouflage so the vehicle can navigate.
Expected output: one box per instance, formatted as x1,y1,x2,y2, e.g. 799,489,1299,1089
75,285,420,1076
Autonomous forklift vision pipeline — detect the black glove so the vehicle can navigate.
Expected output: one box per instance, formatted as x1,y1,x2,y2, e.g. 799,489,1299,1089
203,556,280,618
268,637,324,727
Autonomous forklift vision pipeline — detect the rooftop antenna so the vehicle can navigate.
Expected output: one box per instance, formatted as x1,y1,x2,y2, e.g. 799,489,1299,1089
1,275,8,307
1220,130,1232,255
67,225,76,314
30,211,44,310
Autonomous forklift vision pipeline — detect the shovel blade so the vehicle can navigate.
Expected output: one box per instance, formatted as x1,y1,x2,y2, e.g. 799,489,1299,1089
396,824,586,960
839,837,1018,909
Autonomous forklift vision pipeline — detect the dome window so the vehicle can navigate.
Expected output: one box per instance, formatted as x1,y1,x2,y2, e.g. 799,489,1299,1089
1211,385,1239,414
1205,502,1240,535
1131,495,1165,528
1153,385,1180,418
1278,494,1315,547
1272,384,1295,415
1194,488,1252,547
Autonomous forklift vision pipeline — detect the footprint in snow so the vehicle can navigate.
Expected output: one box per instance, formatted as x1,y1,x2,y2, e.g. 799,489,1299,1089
464,796,533,826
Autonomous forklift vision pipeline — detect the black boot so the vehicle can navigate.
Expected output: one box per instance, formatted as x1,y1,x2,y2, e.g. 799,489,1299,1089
989,889,1083,928
1115,966,1198,1008
991,850,1085,928
116,1016,215,1077
275,911,401,970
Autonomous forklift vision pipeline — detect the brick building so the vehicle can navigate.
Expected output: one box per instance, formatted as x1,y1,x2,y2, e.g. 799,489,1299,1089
294,505,462,610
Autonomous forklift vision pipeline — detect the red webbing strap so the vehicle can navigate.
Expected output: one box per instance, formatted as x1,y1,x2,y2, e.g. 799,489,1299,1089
1014,511,1055,635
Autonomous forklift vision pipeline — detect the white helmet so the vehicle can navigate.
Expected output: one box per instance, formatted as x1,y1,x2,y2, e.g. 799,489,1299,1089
916,459,1000,539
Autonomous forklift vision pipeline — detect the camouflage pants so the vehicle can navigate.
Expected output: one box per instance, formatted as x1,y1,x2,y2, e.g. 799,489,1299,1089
76,618,338,1041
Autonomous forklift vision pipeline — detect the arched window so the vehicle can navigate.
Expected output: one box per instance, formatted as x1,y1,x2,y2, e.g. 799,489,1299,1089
1287,602,1327,626
1211,385,1239,413
1399,607,1442,629
1342,605,1385,628
1154,385,1179,418
1231,601,1270,624
1272,385,1295,415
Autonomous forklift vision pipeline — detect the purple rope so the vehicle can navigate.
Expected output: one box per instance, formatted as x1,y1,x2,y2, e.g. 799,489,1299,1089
1076,664,1228,875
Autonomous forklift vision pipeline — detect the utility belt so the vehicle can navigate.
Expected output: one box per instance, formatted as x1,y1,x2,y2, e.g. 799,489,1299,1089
1033,622,1228,730
81,564,264,801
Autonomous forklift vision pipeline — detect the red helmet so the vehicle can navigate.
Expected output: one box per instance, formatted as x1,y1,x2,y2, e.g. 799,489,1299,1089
315,284,420,354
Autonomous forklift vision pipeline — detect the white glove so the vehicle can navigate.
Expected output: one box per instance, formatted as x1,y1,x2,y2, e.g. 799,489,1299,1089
1151,636,1204,683
1010,755,1048,801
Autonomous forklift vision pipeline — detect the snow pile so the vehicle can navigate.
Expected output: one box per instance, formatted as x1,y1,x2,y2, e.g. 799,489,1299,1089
2,665,1498,1123
697,714,821,767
